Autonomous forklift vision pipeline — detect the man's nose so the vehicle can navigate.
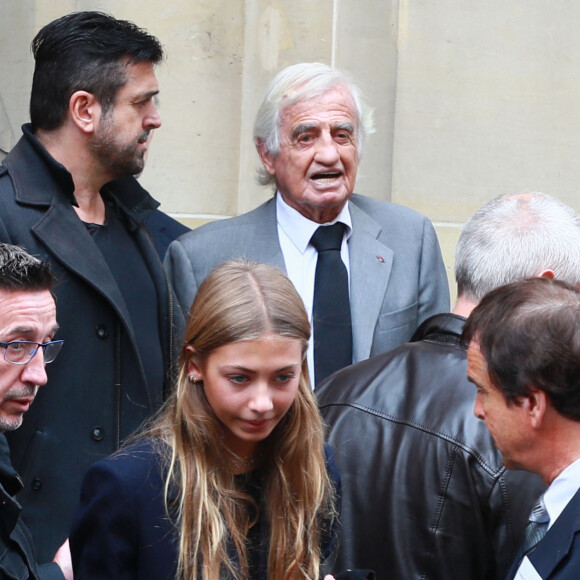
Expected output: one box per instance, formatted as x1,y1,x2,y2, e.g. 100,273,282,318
314,132,340,164
145,103,162,130
21,348,48,387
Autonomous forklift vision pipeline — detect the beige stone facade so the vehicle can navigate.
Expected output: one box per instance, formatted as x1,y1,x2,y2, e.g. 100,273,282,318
2,1,580,301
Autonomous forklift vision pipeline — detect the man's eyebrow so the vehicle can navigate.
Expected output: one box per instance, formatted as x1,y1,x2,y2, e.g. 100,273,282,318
4,324,60,337
467,376,476,385
291,123,318,140
134,89,159,102
6,326,34,336
333,121,355,132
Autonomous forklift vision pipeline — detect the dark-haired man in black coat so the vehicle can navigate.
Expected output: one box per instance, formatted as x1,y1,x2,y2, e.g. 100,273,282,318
0,12,184,560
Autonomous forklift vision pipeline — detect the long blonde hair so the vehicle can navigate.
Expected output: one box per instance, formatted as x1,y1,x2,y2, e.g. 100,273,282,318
148,260,336,580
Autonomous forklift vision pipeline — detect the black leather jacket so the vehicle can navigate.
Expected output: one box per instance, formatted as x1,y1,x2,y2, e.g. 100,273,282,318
317,313,546,580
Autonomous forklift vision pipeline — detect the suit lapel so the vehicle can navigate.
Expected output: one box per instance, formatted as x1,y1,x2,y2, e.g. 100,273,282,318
32,202,136,338
251,198,287,273
348,203,393,362
7,132,139,344
527,487,580,578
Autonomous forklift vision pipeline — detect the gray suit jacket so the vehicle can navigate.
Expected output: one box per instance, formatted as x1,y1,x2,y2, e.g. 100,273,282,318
165,194,450,362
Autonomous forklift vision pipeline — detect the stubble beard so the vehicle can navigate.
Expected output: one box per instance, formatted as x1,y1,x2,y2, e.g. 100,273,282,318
0,385,38,432
0,414,23,433
92,119,149,178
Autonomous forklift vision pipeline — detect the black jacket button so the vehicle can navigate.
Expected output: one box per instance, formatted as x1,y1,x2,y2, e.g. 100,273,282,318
91,427,105,441
95,324,109,339
31,478,42,491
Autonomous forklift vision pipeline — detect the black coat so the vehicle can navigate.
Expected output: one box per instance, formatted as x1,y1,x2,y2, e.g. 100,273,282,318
0,126,184,561
0,436,63,580
318,313,546,580
70,438,340,580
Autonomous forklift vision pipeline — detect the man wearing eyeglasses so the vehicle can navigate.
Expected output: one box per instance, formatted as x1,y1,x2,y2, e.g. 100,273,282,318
0,243,71,579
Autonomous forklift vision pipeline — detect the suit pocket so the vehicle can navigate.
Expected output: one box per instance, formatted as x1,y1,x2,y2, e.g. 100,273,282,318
376,301,418,331
371,302,418,356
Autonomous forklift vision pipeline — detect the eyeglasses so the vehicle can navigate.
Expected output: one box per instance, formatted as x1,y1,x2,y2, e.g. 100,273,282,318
0,340,64,365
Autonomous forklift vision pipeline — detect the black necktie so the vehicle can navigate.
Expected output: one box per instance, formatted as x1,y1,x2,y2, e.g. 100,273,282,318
310,223,352,385
521,496,550,554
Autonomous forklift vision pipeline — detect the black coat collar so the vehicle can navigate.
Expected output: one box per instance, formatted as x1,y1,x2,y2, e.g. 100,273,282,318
410,312,467,345
5,124,159,227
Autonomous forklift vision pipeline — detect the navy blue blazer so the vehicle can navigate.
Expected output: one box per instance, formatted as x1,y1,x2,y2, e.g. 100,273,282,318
508,487,580,579
144,209,190,259
70,438,340,580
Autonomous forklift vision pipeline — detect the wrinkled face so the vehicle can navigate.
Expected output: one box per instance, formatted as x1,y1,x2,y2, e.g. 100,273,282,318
188,334,303,459
259,86,359,224
467,340,532,470
0,289,57,432
92,60,161,179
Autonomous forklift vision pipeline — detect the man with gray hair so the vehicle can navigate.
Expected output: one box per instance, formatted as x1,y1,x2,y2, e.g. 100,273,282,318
166,62,449,386
0,243,71,579
317,192,579,579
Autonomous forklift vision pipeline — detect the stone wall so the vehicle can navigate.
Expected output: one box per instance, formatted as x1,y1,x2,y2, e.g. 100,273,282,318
2,0,580,301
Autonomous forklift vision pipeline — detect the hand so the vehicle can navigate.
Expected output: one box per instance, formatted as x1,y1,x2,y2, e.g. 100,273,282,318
53,539,73,580
323,576,336,580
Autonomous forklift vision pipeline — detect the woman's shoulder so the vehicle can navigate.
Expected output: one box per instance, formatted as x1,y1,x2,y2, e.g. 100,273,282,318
323,442,335,461
85,437,168,490
323,443,338,471
323,443,341,491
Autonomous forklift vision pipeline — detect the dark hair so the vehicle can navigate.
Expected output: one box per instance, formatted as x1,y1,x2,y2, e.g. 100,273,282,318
30,11,164,131
462,278,580,419
0,244,54,292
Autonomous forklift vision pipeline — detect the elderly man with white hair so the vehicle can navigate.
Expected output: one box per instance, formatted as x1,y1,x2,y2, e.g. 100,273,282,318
166,62,449,386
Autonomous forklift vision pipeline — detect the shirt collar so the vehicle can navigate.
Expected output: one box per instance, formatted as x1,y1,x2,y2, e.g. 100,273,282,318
276,192,352,254
543,454,580,526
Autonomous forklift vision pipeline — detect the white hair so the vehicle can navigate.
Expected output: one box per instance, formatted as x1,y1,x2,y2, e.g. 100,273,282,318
455,192,580,302
253,62,375,187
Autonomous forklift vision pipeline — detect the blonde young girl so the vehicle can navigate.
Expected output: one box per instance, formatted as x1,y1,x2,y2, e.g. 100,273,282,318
70,260,339,579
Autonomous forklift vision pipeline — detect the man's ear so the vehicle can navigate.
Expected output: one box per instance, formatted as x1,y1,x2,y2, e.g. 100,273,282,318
523,387,547,429
256,139,276,176
538,269,555,280
69,91,100,134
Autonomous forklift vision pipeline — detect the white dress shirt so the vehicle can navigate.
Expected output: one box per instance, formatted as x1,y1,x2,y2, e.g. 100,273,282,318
276,193,352,386
543,454,580,529
515,455,580,579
